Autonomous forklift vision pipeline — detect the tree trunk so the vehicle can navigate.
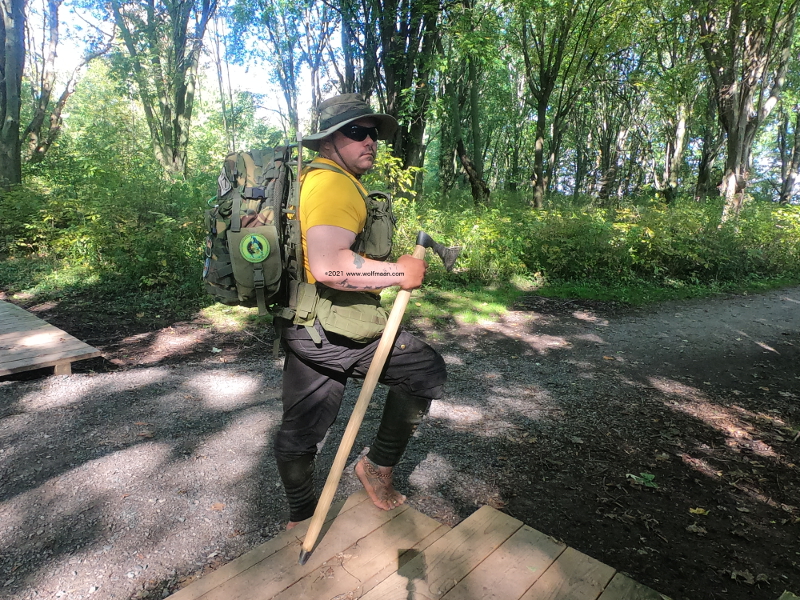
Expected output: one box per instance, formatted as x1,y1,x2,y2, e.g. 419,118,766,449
779,107,800,204
0,0,25,188
457,138,490,205
468,56,482,181
697,0,799,218
662,103,688,203
111,0,216,177
695,89,724,200
532,97,547,208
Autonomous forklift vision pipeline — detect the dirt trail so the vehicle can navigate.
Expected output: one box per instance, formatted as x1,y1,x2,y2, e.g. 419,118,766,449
1,287,798,600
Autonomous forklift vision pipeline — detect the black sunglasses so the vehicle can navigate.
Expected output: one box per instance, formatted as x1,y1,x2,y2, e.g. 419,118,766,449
340,124,379,142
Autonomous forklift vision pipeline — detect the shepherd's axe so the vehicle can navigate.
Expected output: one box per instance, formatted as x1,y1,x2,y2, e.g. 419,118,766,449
298,230,461,565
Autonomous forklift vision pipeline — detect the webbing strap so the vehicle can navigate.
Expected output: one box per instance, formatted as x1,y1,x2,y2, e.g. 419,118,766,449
304,161,368,200
254,267,267,315
232,192,242,232
305,325,322,344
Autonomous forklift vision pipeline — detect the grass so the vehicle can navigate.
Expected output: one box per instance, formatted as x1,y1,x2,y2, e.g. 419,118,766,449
199,304,273,332
4,255,799,331
537,275,800,306
381,279,531,326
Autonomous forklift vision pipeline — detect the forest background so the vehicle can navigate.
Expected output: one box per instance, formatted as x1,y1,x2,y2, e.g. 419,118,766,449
1,0,800,318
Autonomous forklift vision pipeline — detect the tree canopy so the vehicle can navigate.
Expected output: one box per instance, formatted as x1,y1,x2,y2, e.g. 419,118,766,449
1,0,799,209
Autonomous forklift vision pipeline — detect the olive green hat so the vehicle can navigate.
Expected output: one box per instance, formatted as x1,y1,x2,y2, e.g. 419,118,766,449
303,93,398,151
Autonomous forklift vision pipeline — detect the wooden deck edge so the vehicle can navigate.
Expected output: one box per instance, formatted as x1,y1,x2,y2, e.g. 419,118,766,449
597,572,670,599
166,493,372,600
0,348,102,376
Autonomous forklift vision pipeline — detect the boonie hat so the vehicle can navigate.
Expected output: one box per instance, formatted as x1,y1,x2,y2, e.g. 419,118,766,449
303,93,398,151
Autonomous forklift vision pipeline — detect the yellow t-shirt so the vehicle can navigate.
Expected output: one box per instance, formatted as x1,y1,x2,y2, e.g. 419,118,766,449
299,158,368,284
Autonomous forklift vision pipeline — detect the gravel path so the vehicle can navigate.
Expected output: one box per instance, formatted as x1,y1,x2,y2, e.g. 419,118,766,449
1,287,799,600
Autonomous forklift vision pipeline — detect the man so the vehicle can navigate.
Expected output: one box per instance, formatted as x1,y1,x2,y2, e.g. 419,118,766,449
273,94,447,529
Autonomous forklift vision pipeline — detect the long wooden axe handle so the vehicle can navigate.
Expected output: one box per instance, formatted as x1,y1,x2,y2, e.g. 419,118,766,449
298,238,436,565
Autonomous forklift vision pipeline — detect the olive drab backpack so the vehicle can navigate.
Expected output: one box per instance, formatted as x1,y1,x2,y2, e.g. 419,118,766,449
202,146,302,315
202,145,396,334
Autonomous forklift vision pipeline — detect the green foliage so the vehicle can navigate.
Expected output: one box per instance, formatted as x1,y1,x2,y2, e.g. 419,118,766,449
627,473,659,488
361,148,422,198
3,55,799,319
388,190,800,293
0,61,213,310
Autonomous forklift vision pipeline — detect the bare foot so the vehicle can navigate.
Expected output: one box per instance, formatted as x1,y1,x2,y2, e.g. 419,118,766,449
354,456,406,511
286,521,299,531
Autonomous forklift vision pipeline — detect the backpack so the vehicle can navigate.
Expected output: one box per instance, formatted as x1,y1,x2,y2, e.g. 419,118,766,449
201,148,396,325
202,146,301,315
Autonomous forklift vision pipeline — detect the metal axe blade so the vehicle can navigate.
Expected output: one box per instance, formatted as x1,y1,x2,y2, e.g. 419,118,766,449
415,231,462,272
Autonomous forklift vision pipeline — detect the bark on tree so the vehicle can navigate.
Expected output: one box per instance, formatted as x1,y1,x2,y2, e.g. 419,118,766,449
211,15,235,152
661,103,689,204
22,0,110,163
457,137,490,205
697,0,799,219
778,106,800,204
517,0,610,208
110,0,216,177
695,88,725,200
1,0,25,188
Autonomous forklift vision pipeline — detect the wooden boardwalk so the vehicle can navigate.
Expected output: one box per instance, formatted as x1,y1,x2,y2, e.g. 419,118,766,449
0,300,101,376
168,491,668,600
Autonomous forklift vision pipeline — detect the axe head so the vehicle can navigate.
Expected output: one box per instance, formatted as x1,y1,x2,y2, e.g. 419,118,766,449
416,231,462,272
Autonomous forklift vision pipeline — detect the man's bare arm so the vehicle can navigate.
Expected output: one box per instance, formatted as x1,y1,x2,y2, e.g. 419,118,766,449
307,225,425,291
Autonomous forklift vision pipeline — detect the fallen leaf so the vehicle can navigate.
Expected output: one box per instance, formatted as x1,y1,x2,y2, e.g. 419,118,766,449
211,347,222,353
689,507,710,515
736,506,751,513
603,356,615,360
570,436,584,444
686,523,707,535
759,386,770,391
137,431,154,438
210,502,225,511
729,569,754,585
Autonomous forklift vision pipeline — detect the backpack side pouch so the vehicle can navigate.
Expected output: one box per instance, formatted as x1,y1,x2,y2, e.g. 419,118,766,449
354,192,395,261
228,225,282,300
315,287,387,342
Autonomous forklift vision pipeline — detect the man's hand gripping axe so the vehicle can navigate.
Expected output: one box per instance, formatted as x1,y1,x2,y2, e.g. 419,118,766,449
298,231,461,565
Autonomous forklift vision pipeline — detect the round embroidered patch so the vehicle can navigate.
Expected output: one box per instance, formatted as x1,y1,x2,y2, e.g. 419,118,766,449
240,233,270,263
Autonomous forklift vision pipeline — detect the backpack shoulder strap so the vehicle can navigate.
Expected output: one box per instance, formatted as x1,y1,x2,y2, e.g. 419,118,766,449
304,161,368,200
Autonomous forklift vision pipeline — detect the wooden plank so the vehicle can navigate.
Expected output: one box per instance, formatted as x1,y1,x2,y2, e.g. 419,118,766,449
0,346,102,376
521,546,616,600
0,301,100,376
441,524,567,600
271,504,449,600
0,309,41,323
54,362,72,375
0,323,53,340
0,336,97,362
597,573,667,600
197,494,417,600
355,520,450,597
359,505,523,600
167,493,370,600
